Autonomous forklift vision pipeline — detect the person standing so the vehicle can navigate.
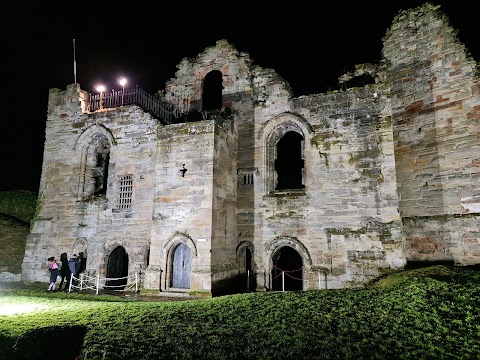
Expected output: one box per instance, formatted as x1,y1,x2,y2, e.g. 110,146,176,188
78,251,86,277
68,254,80,290
58,252,71,291
47,257,60,292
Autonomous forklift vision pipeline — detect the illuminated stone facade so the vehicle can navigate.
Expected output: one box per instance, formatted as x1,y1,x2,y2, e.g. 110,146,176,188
21,3,479,295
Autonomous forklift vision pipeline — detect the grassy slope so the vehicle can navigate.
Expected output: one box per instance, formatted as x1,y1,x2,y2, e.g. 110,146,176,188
0,266,479,360
1,191,479,359
0,191,37,223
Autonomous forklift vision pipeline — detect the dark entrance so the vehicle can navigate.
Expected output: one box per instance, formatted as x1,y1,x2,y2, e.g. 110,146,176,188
105,246,129,290
171,243,191,289
245,248,255,291
271,246,303,291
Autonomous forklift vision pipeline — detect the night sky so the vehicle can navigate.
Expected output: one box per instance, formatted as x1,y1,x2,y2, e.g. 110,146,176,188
2,1,477,193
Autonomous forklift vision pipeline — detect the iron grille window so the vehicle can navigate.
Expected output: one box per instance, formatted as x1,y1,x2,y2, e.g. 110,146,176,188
117,175,133,210
243,173,254,185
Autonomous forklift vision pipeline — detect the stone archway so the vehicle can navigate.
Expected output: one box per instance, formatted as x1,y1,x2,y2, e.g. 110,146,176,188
265,237,311,291
105,246,129,290
163,233,197,290
236,241,256,291
74,124,115,199
271,246,303,291
260,113,313,194
171,242,191,289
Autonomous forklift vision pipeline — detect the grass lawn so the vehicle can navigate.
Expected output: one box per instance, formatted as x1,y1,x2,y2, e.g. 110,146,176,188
0,265,479,360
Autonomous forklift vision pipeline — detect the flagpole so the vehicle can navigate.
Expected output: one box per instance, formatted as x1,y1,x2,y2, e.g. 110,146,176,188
73,39,77,84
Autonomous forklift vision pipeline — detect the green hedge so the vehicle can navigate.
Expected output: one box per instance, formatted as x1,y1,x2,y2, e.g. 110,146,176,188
0,265,479,359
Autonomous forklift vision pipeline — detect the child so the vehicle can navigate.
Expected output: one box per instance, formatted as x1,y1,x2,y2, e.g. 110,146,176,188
47,256,60,291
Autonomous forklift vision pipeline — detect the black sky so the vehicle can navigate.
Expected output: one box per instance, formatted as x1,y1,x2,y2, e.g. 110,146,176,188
2,1,477,193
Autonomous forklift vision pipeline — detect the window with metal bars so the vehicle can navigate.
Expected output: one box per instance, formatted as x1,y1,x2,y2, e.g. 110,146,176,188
116,175,133,210
243,172,254,185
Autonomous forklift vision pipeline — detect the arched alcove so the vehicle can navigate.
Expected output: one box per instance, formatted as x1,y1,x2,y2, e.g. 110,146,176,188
74,125,114,199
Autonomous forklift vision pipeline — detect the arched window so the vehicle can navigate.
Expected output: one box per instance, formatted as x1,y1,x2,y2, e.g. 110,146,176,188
275,131,304,190
92,138,110,196
262,114,312,195
75,128,113,200
202,70,223,111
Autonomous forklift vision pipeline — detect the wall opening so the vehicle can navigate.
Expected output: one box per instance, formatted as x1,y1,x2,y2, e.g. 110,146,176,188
202,70,223,111
271,246,303,291
105,246,129,290
236,244,256,292
92,139,110,196
116,175,133,211
275,131,305,190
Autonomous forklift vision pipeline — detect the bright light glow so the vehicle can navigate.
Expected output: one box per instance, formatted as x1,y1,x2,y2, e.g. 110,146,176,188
119,78,127,87
0,303,50,315
96,85,106,93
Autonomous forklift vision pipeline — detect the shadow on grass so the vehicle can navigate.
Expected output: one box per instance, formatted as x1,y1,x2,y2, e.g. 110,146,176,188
5,325,87,360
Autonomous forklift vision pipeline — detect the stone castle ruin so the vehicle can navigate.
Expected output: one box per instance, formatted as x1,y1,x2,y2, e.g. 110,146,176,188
21,3,479,296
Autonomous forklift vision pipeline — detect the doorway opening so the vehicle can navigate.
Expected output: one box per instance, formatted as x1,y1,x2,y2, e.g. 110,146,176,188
271,246,303,291
171,243,191,289
105,246,129,290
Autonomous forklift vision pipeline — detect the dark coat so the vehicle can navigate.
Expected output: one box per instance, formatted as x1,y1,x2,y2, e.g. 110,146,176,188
60,259,71,276
68,257,79,275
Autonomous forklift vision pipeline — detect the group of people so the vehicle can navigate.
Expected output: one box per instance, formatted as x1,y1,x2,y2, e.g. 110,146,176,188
46,252,86,292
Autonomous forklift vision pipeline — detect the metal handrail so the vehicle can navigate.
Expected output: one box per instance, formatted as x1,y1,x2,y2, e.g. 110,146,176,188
88,87,182,124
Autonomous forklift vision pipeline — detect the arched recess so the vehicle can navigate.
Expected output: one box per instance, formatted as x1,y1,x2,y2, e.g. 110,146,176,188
104,245,129,290
74,124,115,199
235,241,256,291
72,237,88,257
260,113,314,194
141,244,150,270
163,233,197,290
265,237,312,291
202,70,223,111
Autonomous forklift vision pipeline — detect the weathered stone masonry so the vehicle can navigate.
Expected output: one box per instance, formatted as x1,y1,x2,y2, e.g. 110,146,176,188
21,3,479,295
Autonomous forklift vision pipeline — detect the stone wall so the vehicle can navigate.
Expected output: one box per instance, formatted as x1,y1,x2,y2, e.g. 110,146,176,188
250,85,404,289
147,120,217,292
383,3,480,264
22,84,159,283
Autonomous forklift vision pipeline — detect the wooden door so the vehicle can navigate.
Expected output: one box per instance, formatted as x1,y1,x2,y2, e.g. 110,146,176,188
172,243,191,288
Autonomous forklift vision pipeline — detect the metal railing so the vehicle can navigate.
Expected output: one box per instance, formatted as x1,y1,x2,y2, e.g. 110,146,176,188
89,87,182,124
68,272,140,295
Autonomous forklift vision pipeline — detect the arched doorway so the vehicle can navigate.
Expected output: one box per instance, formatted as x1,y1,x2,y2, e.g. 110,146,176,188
271,246,303,291
105,246,129,290
171,243,191,289
236,244,256,292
